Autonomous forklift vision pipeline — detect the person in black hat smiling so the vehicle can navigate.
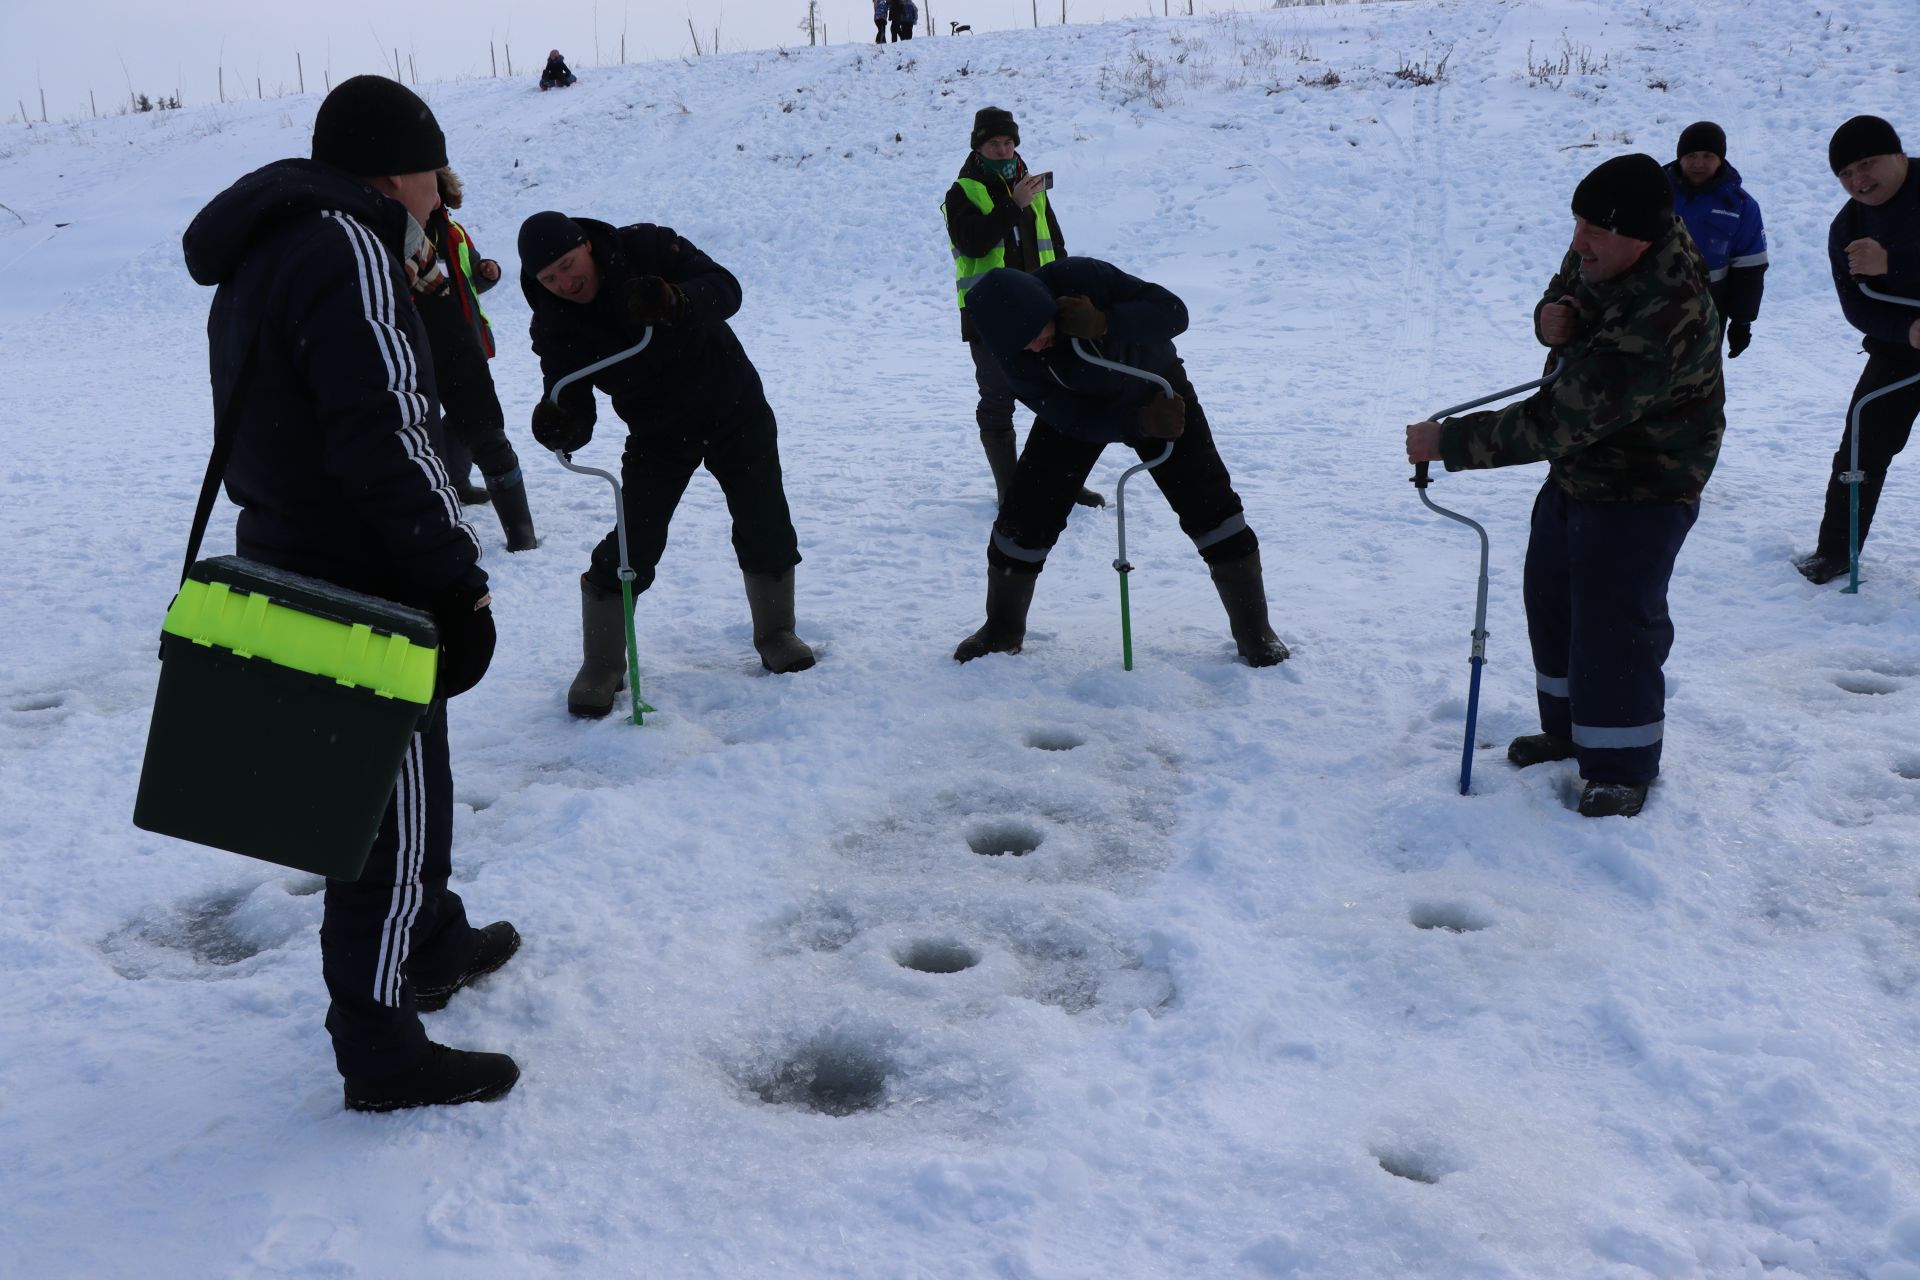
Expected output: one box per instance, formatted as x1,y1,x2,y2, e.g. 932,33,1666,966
1664,121,1769,361
1405,154,1725,818
518,208,815,714
181,75,521,1112
1793,115,1920,586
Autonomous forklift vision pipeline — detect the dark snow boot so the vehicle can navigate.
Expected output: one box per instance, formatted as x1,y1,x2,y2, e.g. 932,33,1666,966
954,567,1037,663
1794,551,1847,585
343,1042,520,1113
1208,551,1290,667
1578,780,1648,818
568,575,629,718
485,469,539,552
441,435,491,506
1508,733,1576,768
743,569,816,673
415,921,522,1013
980,429,1103,509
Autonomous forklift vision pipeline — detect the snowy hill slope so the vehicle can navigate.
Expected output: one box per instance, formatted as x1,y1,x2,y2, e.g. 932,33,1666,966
4,0,1920,1274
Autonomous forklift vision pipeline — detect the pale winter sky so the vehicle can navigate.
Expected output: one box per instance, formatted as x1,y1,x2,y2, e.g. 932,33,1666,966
3,0,1251,122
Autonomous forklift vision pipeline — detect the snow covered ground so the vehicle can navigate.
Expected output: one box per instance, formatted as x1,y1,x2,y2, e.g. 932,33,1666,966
4,0,1920,1273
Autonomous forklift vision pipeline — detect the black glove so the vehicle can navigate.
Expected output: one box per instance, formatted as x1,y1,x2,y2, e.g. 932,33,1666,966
531,399,591,453
1726,320,1752,359
431,582,496,700
1137,394,1186,440
1055,294,1108,340
626,275,691,328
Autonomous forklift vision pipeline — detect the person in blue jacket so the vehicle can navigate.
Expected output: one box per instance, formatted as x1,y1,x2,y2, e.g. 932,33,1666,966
953,259,1289,667
1795,116,1920,585
1664,121,1767,359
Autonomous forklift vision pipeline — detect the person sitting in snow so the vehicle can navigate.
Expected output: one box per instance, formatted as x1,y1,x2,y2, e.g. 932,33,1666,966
518,210,815,715
1405,154,1725,819
539,50,577,90
1664,121,1768,361
953,258,1290,669
1793,115,1920,587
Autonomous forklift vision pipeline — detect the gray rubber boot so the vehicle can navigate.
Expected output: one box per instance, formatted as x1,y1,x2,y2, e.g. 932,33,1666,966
954,567,1037,663
568,575,629,718
1208,551,1290,667
743,570,816,673
441,434,490,506
485,469,539,552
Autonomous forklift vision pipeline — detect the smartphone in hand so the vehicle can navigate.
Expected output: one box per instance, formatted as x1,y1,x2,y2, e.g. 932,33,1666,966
1032,171,1054,190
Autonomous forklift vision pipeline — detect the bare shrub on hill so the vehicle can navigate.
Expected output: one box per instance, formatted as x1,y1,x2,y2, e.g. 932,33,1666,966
1104,47,1177,108
1524,34,1609,88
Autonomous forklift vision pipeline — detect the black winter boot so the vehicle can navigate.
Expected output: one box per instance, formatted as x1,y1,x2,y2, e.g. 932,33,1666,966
743,569,816,673
569,576,629,718
415,921,522,1012
954,567,1037,663
1578,780,1648,818
343,1042,520,1112
485,469,539,552
441,435,490,506
980,430,1018,507
1208,551,1290,667
1508,733,1576,768
1794,551,1847,585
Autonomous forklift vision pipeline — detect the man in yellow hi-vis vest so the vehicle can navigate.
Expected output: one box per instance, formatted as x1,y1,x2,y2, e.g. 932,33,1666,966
944,106,1104,511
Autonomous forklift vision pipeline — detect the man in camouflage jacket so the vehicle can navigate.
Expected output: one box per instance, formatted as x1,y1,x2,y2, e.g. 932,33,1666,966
1407,153,1725,818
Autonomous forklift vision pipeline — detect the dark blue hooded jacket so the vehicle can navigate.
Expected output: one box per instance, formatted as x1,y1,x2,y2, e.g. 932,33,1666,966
966,258,1189,445
1664,159,1768,326
181,158,483,606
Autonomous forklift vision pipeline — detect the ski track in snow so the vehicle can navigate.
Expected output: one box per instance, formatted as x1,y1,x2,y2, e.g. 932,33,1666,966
4,0,1920,1275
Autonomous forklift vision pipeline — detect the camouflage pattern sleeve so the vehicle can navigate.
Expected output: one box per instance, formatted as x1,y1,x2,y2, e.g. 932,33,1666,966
1439,328,1672,471
1530,250,1582,346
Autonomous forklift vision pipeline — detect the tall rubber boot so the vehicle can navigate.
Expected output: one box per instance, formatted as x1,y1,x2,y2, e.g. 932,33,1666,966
568,575,629,718
743,570,816,673
980,429,1104,510
1208,551,1290,667
485,469,539,552
441,434,490,506
954,567,1037,663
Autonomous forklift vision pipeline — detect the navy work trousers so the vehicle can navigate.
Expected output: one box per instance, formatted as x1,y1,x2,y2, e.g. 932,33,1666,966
1523,482,1698,786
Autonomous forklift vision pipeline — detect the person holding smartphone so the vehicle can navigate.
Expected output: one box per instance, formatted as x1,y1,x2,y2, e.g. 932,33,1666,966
944,106,1103,511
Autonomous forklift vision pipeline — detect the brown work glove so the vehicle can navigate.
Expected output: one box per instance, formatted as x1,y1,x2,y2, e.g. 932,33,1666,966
1136,394,1185,440
1055,294,1108,340
626,275,691,328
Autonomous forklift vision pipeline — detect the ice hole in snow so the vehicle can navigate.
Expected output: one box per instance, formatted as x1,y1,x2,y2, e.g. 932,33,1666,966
968,822,1043,857
1374,1149,1444,1184
1024,729,1085,751
1895,760,1920,782
1835,673,1902,696
1408,902,1491,933
751,1038,891,1116
898,941,979,974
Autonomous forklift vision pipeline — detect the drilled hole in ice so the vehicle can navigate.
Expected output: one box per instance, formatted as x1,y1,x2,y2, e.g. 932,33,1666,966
898,941,979,974
1024,729,1085,751
968,822,1042,857
751,1039,891,1116
1836,673,1902,696
1408,902,1491,933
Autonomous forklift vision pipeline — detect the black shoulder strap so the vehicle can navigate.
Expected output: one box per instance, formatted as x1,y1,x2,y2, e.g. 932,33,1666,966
179,336,260,584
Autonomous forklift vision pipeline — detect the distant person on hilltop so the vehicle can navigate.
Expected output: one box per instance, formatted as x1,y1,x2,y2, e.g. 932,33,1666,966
518,210,816,714
1406,154,1724,819
415,166,539,551
1793,115,1920,586
944,106,1103,511
889,0,919,40
181,75,520,1111
873,0,889,42
954,258,1290,670
1663,121,1767,361
540,50,577,90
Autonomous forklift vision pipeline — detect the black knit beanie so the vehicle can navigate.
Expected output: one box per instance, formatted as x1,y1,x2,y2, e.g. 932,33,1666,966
1675,121,1726,160
1571,153,1673,241
1829,115,1903,173
518,211,587,273
311,76,447,175
971,106,1019,150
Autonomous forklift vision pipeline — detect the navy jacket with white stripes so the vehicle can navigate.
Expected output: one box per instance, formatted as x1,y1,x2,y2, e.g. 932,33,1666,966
1664,159,1768,327
183,158,485,606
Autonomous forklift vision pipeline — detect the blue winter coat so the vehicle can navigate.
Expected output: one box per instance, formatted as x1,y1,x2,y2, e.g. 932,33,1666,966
1665,159,1768,326
966,258,1189,445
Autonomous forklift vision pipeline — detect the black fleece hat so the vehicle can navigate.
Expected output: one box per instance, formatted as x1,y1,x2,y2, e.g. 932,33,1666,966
518,211,587,273
311,76,447,175
965,268,1056,360
971,106,1019,150
1571,153,1673,242
1675,121,1726,160
1829,115,1903,173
